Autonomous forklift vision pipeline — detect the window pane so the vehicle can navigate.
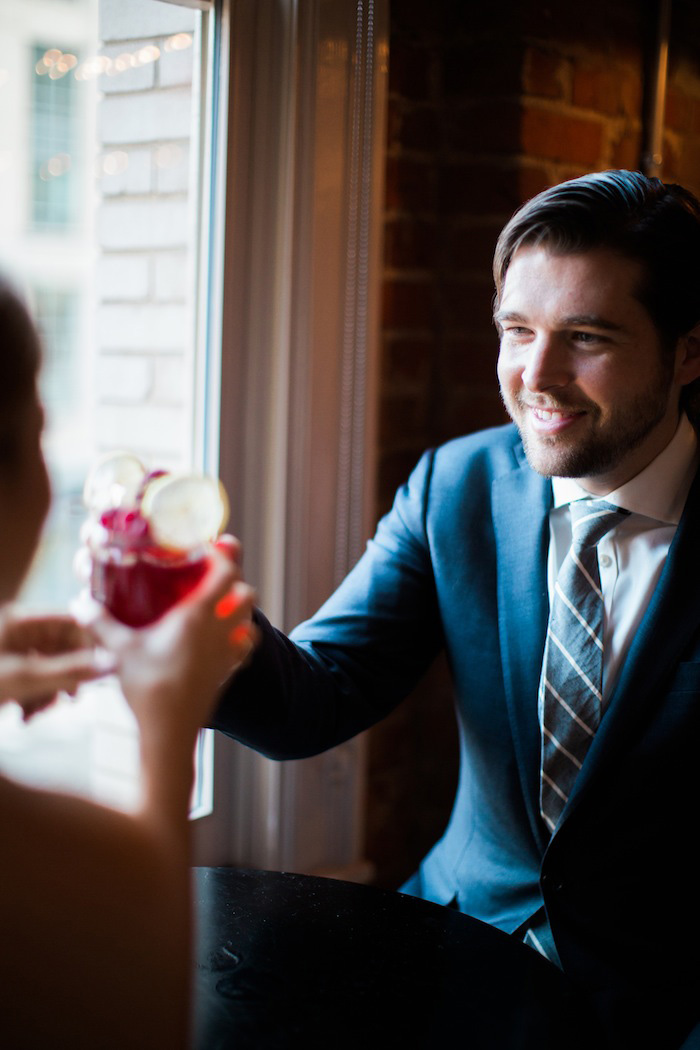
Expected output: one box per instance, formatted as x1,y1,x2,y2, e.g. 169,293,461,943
0,0,209,807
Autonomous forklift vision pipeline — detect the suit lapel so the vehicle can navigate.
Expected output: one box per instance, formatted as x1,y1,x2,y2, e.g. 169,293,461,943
492,449,552,852
561,464,700,822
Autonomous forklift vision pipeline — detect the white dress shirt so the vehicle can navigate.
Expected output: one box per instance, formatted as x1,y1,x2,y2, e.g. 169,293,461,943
548,414,699,703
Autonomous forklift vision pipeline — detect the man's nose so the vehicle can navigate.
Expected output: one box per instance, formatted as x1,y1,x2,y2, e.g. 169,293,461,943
521,336,570,392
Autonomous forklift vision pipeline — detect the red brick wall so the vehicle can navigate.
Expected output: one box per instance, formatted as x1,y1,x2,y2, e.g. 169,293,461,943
664,1,700,190
365,0,700,889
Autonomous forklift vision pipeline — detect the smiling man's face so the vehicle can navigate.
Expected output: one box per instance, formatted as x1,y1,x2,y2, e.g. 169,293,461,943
495,245,687,494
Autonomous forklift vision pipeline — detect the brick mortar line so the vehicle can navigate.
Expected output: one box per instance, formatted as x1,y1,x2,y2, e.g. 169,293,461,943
100,85,194,101
99,137,191,149
99,248,186,256
99,193,190,204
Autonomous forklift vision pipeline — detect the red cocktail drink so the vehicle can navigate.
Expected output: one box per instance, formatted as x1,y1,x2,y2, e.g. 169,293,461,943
83,454,228,628
89,508,209,628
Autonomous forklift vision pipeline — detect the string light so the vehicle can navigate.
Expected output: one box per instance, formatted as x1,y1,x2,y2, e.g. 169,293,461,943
99,151,129,177
164,33,192,52
29,31,195,186
74,33,191,82
154,143,183,169
39,153,71,181
75,56,111,81
136,45,161,64
57,54,78,73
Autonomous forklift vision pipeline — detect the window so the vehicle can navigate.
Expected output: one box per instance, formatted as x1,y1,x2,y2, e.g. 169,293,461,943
31,43,83,230
0,0,214,809
0,0,388,877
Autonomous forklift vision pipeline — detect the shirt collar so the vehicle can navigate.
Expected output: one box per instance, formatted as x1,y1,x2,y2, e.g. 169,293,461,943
551,414,699,525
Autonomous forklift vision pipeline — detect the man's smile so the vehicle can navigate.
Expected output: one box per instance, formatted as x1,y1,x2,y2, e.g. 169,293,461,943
516,398,590,434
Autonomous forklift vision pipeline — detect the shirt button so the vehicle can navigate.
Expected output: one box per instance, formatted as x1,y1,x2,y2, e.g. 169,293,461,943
599,553,612,568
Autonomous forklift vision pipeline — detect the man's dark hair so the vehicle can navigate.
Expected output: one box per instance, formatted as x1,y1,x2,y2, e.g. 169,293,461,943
493,169,700,421
0,275,41,468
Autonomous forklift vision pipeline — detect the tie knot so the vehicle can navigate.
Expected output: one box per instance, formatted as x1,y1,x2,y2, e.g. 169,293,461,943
569,499,629,550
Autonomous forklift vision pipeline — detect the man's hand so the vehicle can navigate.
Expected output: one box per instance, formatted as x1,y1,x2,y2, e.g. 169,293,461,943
0,608,115,720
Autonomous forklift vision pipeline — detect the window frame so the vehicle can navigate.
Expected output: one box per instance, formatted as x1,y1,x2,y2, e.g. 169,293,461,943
192,0,388,876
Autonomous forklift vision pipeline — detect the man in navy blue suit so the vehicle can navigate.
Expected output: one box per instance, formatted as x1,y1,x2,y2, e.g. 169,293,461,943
214,171,700,1048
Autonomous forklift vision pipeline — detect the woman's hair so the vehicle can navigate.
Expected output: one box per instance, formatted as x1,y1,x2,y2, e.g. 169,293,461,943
0,275,41,466
493,169,700,348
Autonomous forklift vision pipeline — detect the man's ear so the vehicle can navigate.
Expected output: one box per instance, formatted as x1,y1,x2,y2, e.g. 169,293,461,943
676,323,700,386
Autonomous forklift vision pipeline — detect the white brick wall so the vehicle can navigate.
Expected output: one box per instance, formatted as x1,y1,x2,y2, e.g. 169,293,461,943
91,0,200,798
97,302,189,351
97,254,150,300
153,250,188,300
159,43,195,88
99,148,154,197
99,87,193,145
154,143,190,193
94,0,199,471
96,404,187,461
153,355,185,402
98,44,157,95
96,354,153,402
99,0,195,42
99,197,190,250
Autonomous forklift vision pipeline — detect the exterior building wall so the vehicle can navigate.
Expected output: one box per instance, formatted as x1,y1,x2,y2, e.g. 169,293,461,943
95,0,197,470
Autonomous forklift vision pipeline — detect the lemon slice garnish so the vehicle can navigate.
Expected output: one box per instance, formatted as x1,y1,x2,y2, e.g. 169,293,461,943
140,473,229,551
83,451,146,513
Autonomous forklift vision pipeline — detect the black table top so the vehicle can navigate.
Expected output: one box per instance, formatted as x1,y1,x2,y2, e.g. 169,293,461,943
192,867,586,1049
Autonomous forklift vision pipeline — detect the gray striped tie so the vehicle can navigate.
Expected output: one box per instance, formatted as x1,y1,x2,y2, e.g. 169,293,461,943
539,499,629,834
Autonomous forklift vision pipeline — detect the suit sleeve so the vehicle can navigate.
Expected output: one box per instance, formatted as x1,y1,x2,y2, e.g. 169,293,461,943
211,449,444,759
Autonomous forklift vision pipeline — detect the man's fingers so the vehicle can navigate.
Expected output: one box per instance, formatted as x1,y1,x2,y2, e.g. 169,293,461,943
214,533,242,562
200,547,239,597
214,582,256,621
228,621,259,667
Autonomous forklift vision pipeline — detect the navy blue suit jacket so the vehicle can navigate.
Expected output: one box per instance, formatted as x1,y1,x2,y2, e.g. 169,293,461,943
214,423,700,1047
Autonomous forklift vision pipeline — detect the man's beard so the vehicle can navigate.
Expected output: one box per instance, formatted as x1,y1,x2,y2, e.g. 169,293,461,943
501,363,676,481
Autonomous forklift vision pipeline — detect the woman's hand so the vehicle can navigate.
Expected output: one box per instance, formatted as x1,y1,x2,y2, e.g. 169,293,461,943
0,608,114,719
87,544,258,740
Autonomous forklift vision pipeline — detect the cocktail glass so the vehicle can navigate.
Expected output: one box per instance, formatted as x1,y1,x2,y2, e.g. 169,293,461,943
82,453,228,628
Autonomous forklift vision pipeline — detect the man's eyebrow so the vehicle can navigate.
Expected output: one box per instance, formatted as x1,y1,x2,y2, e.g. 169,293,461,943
493,310,526,326
493,310,624,332
560,314,624,331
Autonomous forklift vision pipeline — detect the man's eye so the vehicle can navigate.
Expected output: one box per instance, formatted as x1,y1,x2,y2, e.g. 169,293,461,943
572,331,602,345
